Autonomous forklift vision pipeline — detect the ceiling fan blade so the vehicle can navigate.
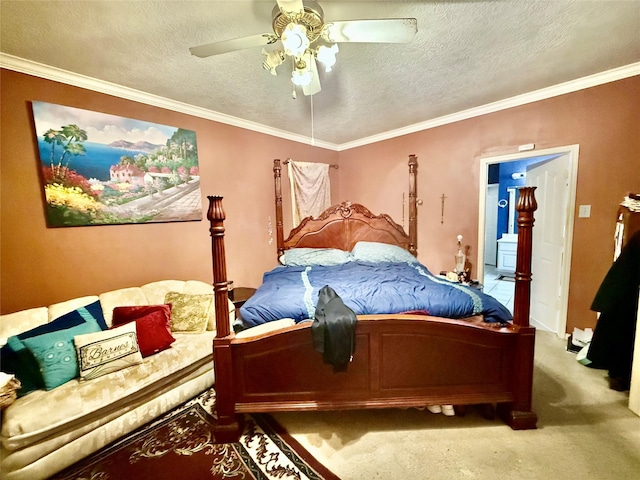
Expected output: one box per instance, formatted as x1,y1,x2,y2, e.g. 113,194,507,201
276,0,304,16
323,18,417,44
302,52,321,96
189,33,278,58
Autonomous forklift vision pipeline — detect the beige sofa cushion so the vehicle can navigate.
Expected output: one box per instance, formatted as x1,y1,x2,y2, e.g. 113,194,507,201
98,288,148,327
140,280,188,305
0,308,48,340
47,296,100,322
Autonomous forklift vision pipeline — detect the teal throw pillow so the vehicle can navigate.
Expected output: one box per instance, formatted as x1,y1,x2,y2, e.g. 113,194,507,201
21,321,102,390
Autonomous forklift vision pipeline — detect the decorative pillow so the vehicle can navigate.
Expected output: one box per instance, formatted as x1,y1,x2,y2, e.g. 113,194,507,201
351,241,418,264
21,321,103,390
0,341,43,396
279,248,353,266
112,306,175,357
74,322,143,380
112,304,172,325
164,292,213,333
0,301,108,395
48,300,109,331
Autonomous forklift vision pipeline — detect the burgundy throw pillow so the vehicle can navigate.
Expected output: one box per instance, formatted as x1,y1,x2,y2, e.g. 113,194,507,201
112,305,175,357
112,304,172,325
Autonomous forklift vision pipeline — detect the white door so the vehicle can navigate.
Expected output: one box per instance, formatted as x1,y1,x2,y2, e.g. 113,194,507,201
526,154,570,333
484,184,499,266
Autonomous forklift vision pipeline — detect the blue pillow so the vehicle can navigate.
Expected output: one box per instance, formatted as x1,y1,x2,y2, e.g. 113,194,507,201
1,300,107,395
0,342,42,396
279,248,353,266
44,300,108,331
22,321,102,390
351,241,418,264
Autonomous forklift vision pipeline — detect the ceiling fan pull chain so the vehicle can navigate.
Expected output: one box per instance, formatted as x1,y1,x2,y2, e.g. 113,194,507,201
310,94,315,147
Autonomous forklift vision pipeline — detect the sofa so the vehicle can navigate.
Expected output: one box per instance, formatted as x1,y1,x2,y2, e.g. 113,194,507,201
0,280,234,480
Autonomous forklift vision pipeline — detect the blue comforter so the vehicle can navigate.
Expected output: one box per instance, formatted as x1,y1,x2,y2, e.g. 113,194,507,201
239,261,512,327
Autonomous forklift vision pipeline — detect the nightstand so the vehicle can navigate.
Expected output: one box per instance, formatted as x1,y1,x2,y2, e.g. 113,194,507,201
229,287,257,309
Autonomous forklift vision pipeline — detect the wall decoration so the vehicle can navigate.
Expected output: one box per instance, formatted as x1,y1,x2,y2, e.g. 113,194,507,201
31,101,202,227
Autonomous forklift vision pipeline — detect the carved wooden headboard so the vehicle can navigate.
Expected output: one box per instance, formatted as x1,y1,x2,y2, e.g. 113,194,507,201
273,155,418,258
283,202,410,252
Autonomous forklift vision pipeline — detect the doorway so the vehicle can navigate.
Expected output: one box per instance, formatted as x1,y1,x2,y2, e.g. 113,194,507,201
477,145,579,337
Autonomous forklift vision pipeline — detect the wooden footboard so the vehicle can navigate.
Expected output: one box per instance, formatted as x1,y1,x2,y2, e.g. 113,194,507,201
228,317,533,416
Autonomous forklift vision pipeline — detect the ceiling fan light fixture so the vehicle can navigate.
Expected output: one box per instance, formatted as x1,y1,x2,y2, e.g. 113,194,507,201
316,43,338,72
291,61,313,86
281,23,310,57
189,0,418,97
291,69,313,87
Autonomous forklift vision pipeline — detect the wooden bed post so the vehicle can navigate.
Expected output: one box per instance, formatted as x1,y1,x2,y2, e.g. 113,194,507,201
512,186,537,328
207,196,242,442
499,186,538,430
207,196,230,338
274,159,285,258
408,154,418,256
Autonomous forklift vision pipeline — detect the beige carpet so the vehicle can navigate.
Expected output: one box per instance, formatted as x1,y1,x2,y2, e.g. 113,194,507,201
273,331,640,480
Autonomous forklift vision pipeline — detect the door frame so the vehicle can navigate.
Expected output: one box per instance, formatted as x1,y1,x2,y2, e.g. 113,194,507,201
477,145,580,337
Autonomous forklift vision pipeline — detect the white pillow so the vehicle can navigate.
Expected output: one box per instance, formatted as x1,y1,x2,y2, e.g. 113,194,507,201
279,248,353,266
74,322,143,381
351,241,418,264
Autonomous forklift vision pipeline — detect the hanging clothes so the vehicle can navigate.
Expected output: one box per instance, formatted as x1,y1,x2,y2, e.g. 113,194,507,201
613,195,640,260
287,160,331,227
587,229,640,390
311,285,357,373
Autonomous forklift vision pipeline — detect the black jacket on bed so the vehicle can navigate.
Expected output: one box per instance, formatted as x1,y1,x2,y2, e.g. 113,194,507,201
312,285,357,372
587,230,640,387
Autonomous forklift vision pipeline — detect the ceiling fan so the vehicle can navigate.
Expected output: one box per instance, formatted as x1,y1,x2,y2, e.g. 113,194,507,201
189,0,417,96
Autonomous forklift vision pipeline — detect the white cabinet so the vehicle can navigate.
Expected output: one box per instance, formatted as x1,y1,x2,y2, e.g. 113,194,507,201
497,234,518,276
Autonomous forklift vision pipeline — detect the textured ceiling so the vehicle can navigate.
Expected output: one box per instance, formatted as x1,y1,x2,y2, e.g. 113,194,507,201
1,1,639,148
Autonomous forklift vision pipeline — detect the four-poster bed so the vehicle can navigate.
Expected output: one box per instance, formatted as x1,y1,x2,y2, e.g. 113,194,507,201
207,155,538,442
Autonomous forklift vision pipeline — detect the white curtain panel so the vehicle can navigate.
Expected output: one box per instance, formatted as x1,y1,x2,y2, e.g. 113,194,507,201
287,160,331,227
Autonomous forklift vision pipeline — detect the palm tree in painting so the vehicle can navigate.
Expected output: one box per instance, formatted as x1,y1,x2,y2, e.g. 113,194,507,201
57,124,88,170
43,128,65,168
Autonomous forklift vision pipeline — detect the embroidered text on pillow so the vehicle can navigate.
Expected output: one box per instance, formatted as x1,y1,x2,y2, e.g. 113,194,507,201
78,332,139,368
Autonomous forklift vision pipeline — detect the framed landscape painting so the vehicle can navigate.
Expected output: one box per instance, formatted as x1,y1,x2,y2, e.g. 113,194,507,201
31,101,202,227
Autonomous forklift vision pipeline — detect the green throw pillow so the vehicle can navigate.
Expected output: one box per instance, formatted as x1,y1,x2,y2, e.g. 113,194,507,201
164,292,213,333
22,321,102,390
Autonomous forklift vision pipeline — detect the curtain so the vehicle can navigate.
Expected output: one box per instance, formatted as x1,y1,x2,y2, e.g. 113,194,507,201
287,160,331,227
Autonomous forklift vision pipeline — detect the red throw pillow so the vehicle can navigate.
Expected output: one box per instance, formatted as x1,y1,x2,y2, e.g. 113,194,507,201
112,305,175,357
112,304,172,324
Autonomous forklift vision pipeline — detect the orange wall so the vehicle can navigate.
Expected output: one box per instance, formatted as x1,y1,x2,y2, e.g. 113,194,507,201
339,76,640,332
0,70,338,313
2,69,639,335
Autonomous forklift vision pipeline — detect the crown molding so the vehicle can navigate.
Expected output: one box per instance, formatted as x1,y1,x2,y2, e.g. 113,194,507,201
337,62,640,151
2,53,638,152
0,53,338,151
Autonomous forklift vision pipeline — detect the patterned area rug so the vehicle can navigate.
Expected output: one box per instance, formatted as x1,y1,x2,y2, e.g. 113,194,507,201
50,389,339,480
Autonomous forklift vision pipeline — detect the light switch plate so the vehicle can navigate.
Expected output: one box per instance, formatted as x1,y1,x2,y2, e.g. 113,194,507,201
578,205,591,218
